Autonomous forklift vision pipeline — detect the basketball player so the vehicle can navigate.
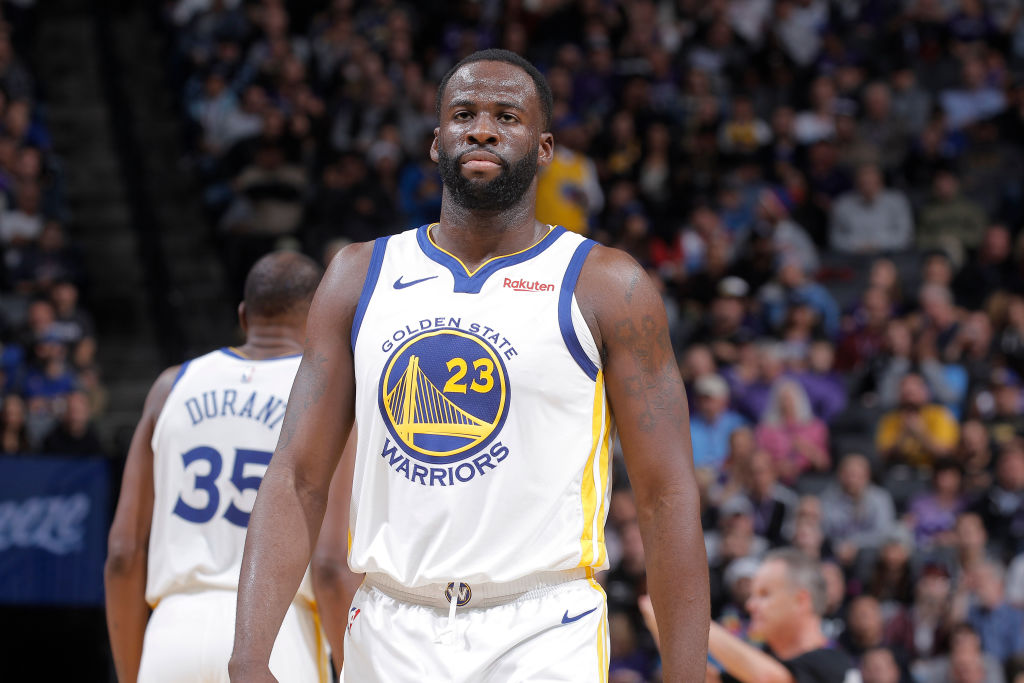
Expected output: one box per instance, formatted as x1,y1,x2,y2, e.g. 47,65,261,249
104,252,329,682
230,49,709,682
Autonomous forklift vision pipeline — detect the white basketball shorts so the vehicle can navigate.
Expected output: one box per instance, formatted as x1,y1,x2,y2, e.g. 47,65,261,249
342,571,610,682
138,590,329,683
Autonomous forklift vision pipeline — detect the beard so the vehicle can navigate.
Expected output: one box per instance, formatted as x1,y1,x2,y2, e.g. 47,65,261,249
437,145,539,211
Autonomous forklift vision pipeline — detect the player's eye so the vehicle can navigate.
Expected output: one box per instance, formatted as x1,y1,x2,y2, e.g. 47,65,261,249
498,113,518,123
453,111,472,120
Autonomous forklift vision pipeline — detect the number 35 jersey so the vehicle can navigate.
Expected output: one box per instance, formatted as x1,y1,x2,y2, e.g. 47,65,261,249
349,224,613,587
146,349,313,606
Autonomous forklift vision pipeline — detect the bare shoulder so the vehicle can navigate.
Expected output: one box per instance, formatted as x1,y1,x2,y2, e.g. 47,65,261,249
316,240,378,312
574,244,660,352
144,364,184,421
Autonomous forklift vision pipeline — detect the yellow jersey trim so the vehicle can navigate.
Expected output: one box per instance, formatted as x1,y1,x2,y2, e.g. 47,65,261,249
426,223,557,277
578,371,609,567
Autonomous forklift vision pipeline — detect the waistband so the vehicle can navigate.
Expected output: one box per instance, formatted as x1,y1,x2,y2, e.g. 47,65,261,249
365,568,592,609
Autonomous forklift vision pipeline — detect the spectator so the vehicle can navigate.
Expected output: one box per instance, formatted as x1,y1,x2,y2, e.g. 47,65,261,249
794,75,838,144
919,283,965,361
970,442,1024,561
736,449,799,547
996,295,1024,381
982,368,1024,445
837,286,893,371
865,527,916,608
953,512,995,582
0,393,29,454
907,563,956,665
905,459,967,551
535,115,603,235
840,595,912,666
956,562,1024,666
22,334,77,411
889,66,932,138
757,259,840,340
755,378,830,485
821,454,896,571
689,373,747,471
877,372,960,470
859,81,909,173
954,225,1018,310
688,277,758,367
1007,552,1024,608
865,319,957,410
830,163,914,254
751,187,820,275
917,169,988,257
718,95,772,158
956,420,995,497
220,140,307,296
860,646,904,683
940,55,1007,131
793,340,848,424
40,391,101,456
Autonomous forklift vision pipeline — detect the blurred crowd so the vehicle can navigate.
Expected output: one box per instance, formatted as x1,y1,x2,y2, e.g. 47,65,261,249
164,0,1024,681
0,1,104,459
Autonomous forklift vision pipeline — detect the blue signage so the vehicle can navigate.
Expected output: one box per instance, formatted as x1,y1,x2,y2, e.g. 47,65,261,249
0,456,110,605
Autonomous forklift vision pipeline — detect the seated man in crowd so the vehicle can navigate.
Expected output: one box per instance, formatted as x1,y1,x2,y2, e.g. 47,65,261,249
876,372,960,471
820,453,896,573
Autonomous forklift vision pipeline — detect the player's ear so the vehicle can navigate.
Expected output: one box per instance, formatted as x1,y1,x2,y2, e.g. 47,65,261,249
429,127,440,163
238,302,248,334
537,131,554,168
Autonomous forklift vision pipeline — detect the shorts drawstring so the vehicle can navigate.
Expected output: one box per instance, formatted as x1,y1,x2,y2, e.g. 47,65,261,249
436,581,462,645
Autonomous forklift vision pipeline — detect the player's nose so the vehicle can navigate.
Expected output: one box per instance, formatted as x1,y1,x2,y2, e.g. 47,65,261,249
466,113,499,146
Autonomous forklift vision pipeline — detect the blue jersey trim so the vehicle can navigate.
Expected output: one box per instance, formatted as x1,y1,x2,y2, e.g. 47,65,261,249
558,240,599,381
218,348,302,361
416,224,567,294
351,236,391,349
170,360,191,389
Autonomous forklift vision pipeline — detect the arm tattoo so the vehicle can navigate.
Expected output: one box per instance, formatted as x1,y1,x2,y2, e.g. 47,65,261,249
612,312,683,435
624,270,641,303
278,350,329,450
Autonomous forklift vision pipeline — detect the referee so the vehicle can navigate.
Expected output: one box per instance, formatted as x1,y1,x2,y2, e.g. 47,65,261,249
707,549,861,682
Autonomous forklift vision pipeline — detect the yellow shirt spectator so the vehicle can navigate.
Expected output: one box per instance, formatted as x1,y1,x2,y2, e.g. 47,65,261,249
876,403,960,469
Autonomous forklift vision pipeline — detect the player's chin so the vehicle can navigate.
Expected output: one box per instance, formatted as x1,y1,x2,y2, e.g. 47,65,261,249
461,169,502,183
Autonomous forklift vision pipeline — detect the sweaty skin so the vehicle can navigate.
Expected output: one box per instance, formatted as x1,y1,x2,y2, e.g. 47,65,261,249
230,60,709,682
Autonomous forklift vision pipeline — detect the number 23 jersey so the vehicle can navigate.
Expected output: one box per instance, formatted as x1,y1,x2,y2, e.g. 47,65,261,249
146,349,313,605
349,224,613,587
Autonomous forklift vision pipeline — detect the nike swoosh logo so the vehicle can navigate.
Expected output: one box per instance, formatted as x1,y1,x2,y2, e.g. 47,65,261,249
561,607,598,624
393,275,438,289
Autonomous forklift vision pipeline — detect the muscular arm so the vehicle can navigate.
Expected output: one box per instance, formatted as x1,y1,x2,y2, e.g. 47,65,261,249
577,247,710,682
230,244,373,680
311,429,363,673
708,622,795,683
104,365,179,682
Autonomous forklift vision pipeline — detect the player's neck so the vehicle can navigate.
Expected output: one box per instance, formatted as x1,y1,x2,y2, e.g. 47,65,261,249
768,619,827,661
435,190,545,271
235,324,304,360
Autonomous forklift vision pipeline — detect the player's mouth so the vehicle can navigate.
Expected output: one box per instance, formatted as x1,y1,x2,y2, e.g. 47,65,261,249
459,150,504,172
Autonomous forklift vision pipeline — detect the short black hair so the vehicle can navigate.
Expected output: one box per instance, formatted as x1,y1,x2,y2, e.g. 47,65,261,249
435,49,553,131
243,251,323,319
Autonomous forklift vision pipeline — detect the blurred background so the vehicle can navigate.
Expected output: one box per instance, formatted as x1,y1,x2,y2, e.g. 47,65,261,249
2,0,1024,680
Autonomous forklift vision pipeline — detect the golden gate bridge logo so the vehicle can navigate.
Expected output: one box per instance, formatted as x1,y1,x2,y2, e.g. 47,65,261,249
379,329,508,462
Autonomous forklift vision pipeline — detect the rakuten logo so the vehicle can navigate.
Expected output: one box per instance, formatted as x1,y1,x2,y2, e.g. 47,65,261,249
0,494,90,554
503,277,554,292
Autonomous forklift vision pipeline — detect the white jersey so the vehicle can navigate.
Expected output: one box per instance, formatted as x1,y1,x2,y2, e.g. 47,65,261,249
349,224,613,587
146,348,313,605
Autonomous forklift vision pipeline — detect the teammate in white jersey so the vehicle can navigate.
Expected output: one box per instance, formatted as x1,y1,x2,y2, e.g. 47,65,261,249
231,50,710,682
104,252,330,682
